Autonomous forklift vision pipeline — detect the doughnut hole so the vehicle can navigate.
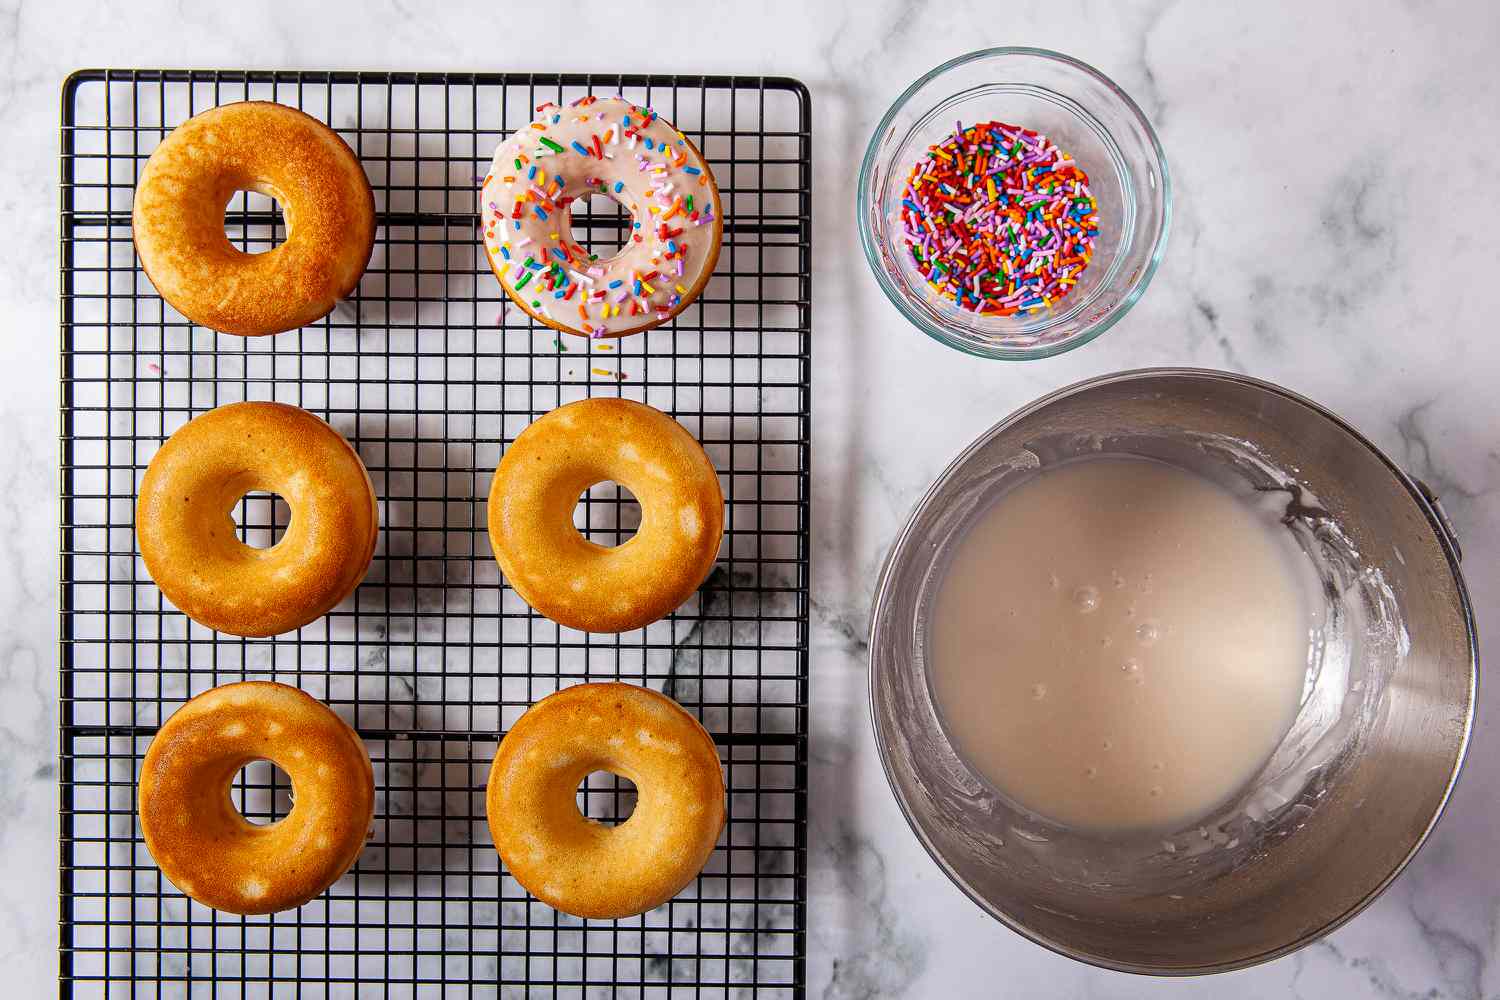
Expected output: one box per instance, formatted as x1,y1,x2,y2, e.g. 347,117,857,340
575,770,638,826
569,192,631,262
572,481,641,548
231,759,294,827
232,491,291,549
224,188,287,255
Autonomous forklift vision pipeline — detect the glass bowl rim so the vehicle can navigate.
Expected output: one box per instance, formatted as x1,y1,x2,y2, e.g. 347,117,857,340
856,45,1174,361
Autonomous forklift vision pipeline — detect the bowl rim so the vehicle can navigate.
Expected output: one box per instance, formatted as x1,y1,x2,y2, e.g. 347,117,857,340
856,46,1174,361
865,366,1478,975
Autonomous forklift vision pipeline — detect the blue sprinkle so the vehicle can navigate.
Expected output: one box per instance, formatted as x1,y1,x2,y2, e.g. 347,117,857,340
623,115,632,127
645,137,655,150
527,165,538,180
571,140,590,156
683,166,701,175
534,206,548,220
613,181,624,193
551,113,560,124
667,240,678,253
632,221,641,230
554,289,566,299
632,280,642,295
608,279,624,289
551,248,567,261
499,246,511,260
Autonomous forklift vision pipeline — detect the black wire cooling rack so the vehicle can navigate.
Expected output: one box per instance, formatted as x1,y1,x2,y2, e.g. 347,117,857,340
59,70,810,997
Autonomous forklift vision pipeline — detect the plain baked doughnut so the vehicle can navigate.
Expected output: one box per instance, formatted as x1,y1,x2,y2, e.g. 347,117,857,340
486,682,725,919
487,397,724,633
132,101,376,336
481,96,723,338
138,682,375,915
137,401,379,637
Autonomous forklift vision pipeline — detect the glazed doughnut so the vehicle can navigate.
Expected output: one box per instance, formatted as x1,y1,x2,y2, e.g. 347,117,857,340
138,682,375,915
486,682,725,919
137,401,378,637
132,101,376,336
487,397,723,633
481,96,722,338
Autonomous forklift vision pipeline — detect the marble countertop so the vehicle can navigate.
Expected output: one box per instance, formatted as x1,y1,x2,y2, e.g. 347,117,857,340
5,0,1499,995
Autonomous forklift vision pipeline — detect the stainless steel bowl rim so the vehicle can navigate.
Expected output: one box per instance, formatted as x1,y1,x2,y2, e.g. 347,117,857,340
866,366,1478,975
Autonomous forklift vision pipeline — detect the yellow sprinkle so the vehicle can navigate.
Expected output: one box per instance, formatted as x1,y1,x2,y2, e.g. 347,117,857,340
595,343,614,351
641,281,656,294
675,284,688,294
591,367,612,377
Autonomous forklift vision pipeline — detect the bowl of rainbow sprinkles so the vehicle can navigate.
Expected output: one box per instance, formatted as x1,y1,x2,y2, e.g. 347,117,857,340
858,47,1170,360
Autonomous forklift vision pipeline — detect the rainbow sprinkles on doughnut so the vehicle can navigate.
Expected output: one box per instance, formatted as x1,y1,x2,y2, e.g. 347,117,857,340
481,96,723,338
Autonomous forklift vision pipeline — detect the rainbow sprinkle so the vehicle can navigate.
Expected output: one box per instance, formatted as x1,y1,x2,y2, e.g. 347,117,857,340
481,95,715,338
900,121,1098,316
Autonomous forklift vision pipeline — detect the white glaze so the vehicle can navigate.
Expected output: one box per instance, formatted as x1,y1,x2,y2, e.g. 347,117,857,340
481,96,722,337
928,458,1309,832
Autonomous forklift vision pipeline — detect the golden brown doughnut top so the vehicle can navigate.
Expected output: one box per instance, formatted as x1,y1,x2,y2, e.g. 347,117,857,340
136,401,378,637
488,397,724,633
132,101,375,336
487,682,725,918
138,682,375,915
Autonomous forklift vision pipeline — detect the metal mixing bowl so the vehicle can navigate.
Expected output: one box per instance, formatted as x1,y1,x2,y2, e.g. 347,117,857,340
868,368,1477,974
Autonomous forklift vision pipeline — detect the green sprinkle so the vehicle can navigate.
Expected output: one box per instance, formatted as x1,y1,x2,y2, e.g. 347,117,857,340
514,272,533,290
539,137,565,154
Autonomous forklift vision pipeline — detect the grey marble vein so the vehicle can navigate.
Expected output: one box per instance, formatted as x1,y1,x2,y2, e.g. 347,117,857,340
5,0,1500,996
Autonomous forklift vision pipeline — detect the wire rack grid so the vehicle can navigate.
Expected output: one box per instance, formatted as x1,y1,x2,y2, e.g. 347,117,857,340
59,70,811,998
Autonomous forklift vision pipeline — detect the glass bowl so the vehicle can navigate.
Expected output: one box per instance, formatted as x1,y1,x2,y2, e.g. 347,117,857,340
868,369,1476,973
857,47,1171,360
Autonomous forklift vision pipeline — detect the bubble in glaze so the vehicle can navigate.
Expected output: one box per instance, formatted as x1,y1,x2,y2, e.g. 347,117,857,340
1085,766,1099,779
1030,683,1047,700
1121,658,1140,674
1137,621,1161,645
1072,585,1100,614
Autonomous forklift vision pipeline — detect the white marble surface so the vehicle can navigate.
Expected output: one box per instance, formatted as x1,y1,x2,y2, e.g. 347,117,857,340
5,0,1499,995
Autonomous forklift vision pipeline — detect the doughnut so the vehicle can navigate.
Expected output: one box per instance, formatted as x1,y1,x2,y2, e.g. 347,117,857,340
132,101,376,336
138,682,374,915
486,682,725,918
487,397,723,633
481,96,722,338
137,401,379,637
